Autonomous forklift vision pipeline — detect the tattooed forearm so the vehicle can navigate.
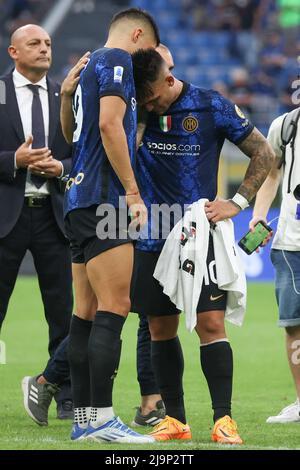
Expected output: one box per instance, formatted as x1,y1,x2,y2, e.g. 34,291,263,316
236,127,275,202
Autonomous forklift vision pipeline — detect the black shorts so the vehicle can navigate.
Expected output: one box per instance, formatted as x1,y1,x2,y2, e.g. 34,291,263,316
131,236,227,316
65,205,132,264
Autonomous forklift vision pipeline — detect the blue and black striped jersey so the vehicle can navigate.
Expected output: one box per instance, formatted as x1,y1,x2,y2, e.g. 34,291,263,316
64,47,136,216
136,82,254,251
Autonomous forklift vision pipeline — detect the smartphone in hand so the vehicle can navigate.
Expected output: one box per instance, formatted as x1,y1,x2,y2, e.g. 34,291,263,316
238,221,272,255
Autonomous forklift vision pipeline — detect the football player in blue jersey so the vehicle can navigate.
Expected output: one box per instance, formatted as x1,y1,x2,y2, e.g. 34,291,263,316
20,45,171,432
60,9,160,443
131,44,174,428
130,47,276,444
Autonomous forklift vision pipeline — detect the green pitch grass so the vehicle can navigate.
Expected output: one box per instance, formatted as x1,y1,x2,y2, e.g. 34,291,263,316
0,278,299,450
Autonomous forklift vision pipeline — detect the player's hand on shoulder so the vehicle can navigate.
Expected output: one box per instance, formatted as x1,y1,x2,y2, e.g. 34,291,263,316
61,51,90,97
204,198,240,223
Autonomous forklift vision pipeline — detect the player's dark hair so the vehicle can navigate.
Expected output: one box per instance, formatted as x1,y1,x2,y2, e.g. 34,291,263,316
132,48,164,102
110,8,160,46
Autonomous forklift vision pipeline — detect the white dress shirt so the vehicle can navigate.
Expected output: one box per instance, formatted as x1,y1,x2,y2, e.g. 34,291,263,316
13,68,50,196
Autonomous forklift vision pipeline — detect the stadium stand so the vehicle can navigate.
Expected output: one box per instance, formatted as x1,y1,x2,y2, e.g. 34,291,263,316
0,0,298,273
130,0,300,136
0,0,54,68
1,0,298,133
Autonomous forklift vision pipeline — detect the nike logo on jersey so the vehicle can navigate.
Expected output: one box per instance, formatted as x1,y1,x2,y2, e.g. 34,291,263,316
210,294,224,301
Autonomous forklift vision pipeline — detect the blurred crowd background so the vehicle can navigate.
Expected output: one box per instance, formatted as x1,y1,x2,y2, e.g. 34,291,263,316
0,0,299,138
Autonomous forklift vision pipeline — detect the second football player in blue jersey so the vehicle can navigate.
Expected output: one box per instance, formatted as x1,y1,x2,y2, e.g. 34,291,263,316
59,8,160,444
130,47,275,443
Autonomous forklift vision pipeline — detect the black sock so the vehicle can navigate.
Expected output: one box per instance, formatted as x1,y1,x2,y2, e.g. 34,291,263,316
67,315,93,408
88,311,125,408
200,341,233,422
137,314,159,396
151,337,186,423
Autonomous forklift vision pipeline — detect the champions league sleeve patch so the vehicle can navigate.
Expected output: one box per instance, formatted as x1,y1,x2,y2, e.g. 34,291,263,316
114,66,124,84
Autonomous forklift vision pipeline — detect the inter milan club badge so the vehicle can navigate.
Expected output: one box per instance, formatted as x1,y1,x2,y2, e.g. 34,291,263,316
182,115,199,133
159,115,172,132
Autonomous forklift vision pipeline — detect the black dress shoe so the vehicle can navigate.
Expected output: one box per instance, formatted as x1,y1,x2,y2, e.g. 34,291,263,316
57,399,74,420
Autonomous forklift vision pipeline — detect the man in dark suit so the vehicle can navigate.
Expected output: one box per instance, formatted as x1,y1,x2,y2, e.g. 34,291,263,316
0,24,73,424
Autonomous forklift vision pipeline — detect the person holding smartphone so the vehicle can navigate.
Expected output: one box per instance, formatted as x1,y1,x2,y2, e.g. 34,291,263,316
238,220,273,255
250,107,300,423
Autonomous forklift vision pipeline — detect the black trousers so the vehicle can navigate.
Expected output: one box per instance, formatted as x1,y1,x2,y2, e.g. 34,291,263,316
43,335,69,385
0,199,73,401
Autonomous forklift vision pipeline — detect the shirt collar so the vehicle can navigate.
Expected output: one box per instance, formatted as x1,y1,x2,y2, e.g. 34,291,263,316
13,68,48,91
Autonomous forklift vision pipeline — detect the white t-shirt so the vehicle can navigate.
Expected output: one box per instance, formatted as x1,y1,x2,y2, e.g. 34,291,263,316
267,109,300,250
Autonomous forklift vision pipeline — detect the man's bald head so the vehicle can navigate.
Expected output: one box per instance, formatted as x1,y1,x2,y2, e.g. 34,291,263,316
8,24,52,81
10,24,50,46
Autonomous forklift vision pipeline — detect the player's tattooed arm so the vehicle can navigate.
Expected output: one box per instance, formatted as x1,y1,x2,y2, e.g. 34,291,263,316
205,129,275,224
136,107,149,150
237,127,276,202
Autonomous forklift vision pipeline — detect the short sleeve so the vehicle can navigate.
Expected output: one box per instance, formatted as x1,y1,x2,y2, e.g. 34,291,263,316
95,50,133,104
267,114,286,159
211,91,254,144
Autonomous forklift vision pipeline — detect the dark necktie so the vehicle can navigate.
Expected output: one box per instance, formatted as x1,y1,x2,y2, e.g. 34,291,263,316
27,84,46,188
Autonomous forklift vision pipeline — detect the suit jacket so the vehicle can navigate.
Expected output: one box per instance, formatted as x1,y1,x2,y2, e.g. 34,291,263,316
0,72,72,238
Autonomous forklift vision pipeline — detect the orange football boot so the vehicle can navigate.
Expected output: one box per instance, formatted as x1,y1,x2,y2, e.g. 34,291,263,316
149,416,192,441
212,415,243,444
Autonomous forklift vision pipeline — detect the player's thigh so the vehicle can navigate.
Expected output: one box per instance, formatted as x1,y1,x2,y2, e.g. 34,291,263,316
131,249,180,317
86,242,133,315
72,262,97,319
